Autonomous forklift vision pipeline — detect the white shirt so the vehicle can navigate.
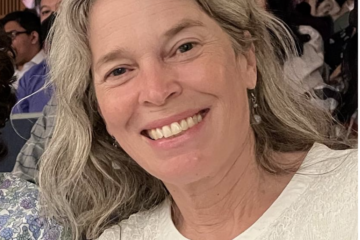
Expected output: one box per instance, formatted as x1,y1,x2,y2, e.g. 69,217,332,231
13,49,46,89
98,143,357,240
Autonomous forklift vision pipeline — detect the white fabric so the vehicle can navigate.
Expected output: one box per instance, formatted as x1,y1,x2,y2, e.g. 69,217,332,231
98,143,358,240
13,49,46,89
284,26,325,93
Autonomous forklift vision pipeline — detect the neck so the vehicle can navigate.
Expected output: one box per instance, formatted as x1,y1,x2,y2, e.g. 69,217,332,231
16,64,24,71
165,135,301,240
17,47,41,71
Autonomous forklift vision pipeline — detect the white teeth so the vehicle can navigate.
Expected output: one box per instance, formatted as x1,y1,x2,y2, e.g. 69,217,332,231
187,117,195,128
156,128,164,139
180,119,188,131
197,114,202,123
147,129,157,140
171,122,182,135
146,112,205,140
151,129,158,140
162,126,173,138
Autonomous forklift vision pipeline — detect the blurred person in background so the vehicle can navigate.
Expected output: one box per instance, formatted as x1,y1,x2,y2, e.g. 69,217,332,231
0,27,62,240
294,1,334,42
13,13,56,113
311,0,354,21
331,4,357,138
11,10,58,180
11,0,62,181
267,0,327,97
1,11,44,87
325,0,356,73
12,0,61,113
0,29,17,161
39,0,62,22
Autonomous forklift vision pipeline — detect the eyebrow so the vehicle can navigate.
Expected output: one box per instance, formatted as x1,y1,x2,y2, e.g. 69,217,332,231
94,19,205,71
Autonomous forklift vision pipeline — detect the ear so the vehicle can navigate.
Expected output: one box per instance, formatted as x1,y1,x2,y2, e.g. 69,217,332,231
238,31,257,90
30,31,40,45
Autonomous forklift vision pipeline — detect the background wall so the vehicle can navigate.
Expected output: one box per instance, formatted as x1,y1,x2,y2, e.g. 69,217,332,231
0,0,26,18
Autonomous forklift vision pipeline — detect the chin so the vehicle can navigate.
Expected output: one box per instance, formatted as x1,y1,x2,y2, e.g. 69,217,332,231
150,153,211,185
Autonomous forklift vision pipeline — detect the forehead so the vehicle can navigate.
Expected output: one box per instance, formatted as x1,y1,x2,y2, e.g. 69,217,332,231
41,0,60,7
89,0,207,39
89,0,213,55
4,21,24,32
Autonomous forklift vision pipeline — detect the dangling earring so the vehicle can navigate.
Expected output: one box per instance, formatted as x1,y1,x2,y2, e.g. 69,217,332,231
250,92,262,124
111,136,119,148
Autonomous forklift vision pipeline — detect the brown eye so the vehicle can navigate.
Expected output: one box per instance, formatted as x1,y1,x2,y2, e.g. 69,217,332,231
42,10,51,16
178,43,194,53
111,68,127,77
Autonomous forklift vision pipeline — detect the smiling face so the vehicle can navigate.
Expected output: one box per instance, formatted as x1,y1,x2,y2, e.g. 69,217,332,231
90,0,257,185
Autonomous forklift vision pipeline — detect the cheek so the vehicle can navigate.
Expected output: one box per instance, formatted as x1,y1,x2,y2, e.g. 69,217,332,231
12,40,20,50
41,14,48,22
177,55,239,94
16,39,29,51
95,87,136,135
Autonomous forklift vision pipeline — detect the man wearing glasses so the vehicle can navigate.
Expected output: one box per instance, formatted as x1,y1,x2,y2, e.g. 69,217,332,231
1,11,45,88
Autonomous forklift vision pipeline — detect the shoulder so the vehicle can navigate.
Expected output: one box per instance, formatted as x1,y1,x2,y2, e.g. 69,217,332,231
97,201,169,240
22,60,47,79
301,143,357,185
258,144,357,239
305,143,357,172
298,143,357,219
0,173,63,239
18,61,47,90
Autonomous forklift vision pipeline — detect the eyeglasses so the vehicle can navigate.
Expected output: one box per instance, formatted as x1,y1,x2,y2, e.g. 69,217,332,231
6,30,29,40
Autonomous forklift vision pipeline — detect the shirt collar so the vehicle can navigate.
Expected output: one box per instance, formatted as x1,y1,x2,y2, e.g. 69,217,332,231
29,49,46,65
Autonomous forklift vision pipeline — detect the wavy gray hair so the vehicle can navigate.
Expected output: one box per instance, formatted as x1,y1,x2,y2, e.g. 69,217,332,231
39,0,345,238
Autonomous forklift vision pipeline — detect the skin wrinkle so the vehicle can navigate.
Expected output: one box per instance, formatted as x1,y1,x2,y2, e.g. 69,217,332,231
39,0,348,240
168,130,270,237
37,0,349,238
94,0,272,238
88,0,304,239
93,24,213,79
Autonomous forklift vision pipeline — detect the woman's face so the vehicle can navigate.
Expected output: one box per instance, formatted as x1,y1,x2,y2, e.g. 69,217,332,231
40,0,61,22
90,0,257,185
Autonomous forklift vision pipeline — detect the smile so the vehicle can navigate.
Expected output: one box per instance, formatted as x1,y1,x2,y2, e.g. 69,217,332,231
143,109,209,140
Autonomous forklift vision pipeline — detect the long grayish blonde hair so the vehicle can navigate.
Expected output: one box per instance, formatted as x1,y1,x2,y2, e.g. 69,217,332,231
39,0,347,238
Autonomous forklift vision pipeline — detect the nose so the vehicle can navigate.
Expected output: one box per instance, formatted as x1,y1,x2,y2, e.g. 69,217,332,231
138,61,182,106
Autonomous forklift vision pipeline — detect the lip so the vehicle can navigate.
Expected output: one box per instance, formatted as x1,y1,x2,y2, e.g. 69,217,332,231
141,108,208,131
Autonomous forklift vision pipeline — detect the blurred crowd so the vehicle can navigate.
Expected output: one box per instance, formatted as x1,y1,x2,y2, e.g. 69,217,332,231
0,0,357,129
0,0,357,238
0,0,59,113
267,0,357,139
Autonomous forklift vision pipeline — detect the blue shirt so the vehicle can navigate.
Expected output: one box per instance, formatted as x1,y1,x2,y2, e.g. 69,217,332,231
14,60,52,113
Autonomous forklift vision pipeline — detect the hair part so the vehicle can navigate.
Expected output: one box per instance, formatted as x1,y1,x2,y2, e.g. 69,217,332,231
39,0,351,238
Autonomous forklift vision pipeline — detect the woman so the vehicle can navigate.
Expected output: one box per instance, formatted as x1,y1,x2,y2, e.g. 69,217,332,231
0,27,63,240
39,0,357,239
